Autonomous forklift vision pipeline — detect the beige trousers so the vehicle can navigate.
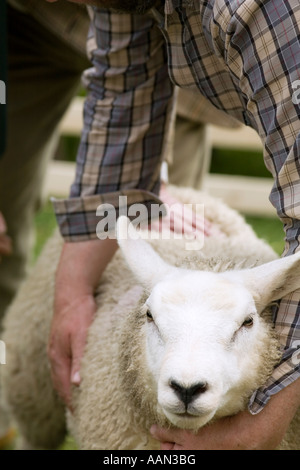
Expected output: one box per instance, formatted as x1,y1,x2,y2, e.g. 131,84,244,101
0,2,90,436
0,3,90,322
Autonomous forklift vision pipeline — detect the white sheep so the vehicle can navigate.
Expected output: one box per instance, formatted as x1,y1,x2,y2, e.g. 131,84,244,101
1,185,300,450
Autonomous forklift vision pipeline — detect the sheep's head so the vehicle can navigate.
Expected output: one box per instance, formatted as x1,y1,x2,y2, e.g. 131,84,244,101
117,217,300,431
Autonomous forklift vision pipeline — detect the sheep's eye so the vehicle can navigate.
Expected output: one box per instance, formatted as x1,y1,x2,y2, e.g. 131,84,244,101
146,309,153,322
242,316,253,328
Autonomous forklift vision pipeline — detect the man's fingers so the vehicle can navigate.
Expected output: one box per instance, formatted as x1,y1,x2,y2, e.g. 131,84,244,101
48,335,82,412
70,335,86,386
160,441,176,450
48,340,73,410
0,213,12,258
0,212,7,233
150,209,209,239
51,363,73,411
0,235,13,256
157,185,212,235
150,424,201,450
150,424,181,444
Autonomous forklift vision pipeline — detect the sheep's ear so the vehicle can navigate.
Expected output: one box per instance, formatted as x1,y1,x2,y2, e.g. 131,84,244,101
229,252,300,311
116,216,174,288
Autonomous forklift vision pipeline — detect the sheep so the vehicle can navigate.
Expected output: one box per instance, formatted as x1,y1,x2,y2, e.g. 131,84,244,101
1,185,300,450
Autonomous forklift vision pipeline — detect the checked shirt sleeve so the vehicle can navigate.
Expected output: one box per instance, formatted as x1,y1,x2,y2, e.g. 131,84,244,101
216,0,300,413
52,8,174,241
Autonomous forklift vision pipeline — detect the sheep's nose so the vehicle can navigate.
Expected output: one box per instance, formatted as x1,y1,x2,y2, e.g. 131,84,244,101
170,380,208,407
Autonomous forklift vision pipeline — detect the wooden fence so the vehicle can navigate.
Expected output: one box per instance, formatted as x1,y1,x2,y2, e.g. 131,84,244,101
45,97,276,217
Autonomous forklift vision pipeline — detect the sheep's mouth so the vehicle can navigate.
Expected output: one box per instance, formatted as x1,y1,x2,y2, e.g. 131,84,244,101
163,408,213,430
168,405,209,418
175,412,199,418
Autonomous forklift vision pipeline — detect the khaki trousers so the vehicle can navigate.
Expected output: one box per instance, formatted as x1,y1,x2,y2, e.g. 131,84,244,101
0,3,90,323
0,2,90,435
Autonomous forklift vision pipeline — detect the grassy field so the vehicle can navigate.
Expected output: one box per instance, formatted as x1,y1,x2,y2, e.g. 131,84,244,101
33,201,57,261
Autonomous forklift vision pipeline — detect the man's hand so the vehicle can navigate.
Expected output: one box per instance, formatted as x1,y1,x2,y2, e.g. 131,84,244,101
48,292,97,410
149,185,224,240
48,237,118,410
150,378,300,450
150,184,211,238
0,212,12,260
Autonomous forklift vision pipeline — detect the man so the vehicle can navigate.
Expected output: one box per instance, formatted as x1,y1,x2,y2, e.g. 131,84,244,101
4,0,300,450
0,0,91,443
0,0,237,446
49,0,300,450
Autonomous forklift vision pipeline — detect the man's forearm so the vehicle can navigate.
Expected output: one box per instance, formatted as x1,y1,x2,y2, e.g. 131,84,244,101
55,237,118,301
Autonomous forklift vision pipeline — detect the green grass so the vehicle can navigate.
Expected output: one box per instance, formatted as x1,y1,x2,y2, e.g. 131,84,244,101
210,148,272,179
245,215,285,256
33,201,57,261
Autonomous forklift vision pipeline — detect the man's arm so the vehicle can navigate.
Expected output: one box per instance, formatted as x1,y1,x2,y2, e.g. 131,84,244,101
223,0,300,415
49,8,174,408
52,7,174,241
150,378,300,450
151,0,300,449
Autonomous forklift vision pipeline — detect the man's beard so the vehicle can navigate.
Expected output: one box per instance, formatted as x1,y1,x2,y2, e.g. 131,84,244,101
93,0,160,14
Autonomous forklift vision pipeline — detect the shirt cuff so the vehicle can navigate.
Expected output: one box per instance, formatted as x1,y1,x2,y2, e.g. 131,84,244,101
51,189,166,242
248,351,300,414
248,268,300,414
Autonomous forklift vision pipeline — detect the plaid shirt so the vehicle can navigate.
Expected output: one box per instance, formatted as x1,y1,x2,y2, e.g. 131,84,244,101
53,0,300,412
